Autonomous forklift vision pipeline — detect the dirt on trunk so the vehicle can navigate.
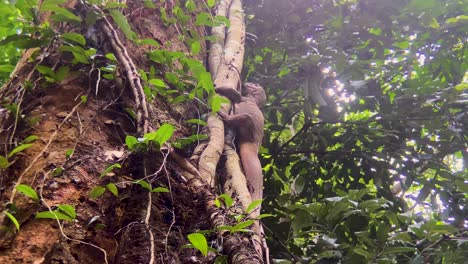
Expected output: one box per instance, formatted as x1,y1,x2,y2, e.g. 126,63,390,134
0,1,218,263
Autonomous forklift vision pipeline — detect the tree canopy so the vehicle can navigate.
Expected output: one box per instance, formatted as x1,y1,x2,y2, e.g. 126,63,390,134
0,0,466,263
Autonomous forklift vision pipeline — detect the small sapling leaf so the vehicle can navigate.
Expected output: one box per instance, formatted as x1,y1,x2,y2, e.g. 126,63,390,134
246,199,263,214
187,233,208,256
36,211,74,221
125,135,138,150
62,32,86,46
151,187,169,193
4,211,20,231
16,184,39,201
133,180,152,191
100,163,121,178
106,183,119,196
57,204,76,219
90,186,106,198
0,156,9,169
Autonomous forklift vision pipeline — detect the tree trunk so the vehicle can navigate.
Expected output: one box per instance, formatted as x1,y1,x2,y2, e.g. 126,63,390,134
0,0,261,263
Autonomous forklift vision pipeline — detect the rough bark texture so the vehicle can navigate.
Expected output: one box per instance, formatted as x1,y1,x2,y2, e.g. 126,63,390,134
0,0,262,263
213,0,246,91
207,0,268,262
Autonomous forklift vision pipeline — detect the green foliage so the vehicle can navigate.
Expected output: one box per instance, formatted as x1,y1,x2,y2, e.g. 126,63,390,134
187,233,208,256
125,123,175,151
218,220,255,233
62,32,86,46
108,8,137,40
36,65,70,82
40,0,81,22
89,186,106,198
246,199,262,214
214,194,234,208
244,0,467,262
4,211,20,231
36,204,76,221
8,143,33,158
100,163,121,178
58,45,96,64
16,184,39,202
133,179,169,193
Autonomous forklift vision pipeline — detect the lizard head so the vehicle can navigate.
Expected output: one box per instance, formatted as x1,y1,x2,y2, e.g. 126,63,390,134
243,82,266,106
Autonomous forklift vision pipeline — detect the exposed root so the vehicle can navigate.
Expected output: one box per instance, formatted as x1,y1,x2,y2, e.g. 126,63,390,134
97,7,149,135
222,145,252,210
198,115,225,187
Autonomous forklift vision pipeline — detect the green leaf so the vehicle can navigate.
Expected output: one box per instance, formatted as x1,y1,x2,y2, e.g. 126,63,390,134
105,53,117,61
216,194,233,208
0,155,9,169
36,65,55,77
382,247,417,255
207,0,215,8
214,255,228,264
259,214,274,219
0,35,48,49
369,27,382,36
195,12,212,26
90,186,106,198
16,184,39,201
455,83,467,91
0,65,15,72
149,79,166,88
393,41,409,49
198,72,214,92
191,41,201,55
62,32,86,46
36,210,73,221
213,15,230,27
55,66,70,82
134,179,152,191
210,94,229,113
185,119,207,126
151,187,169,193
353,247,373,259
52,167,63,177
291,209,313,232
108,9,136,40
187,233,208,256
184,119,206,127
100,163,121,178
232,220,255,231
137,38,160,47
446,15,468,24
185,0,196,12
57,204,76,219
80,95,88,104
143,123,175,146
41,3,82,23
21,135,38,144
246,199,263,214
125,135,138,150
59,46,90,64
4,211,20,231
106,183,119,196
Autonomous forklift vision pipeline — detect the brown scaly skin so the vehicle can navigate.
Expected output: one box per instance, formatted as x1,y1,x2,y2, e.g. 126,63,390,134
215,85,242,104
218,83,266,203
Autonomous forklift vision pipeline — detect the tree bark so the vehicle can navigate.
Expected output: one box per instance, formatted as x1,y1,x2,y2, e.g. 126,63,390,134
0,0,261,263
